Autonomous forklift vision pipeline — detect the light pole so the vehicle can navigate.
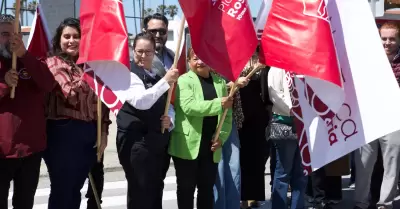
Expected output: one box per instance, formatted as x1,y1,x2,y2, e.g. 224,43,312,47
141,0,144,28
162,0,165,15
133,0,137,33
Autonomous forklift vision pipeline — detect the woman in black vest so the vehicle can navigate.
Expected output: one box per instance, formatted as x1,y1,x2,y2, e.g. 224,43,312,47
116,32,179,209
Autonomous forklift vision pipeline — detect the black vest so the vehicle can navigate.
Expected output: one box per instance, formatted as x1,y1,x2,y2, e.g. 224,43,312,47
117,64,168,135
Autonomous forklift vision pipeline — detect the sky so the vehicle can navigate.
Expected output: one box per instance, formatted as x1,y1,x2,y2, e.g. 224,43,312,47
6,0,262,34
124,0,262,34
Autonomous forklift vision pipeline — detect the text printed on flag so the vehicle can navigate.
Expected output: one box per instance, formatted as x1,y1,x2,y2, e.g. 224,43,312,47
215,0,247,20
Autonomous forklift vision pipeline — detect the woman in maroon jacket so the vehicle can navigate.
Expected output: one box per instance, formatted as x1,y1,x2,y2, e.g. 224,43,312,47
43,18,111,209
0,14,55,209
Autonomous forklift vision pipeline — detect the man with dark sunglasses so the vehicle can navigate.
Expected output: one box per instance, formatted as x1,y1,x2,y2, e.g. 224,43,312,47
143,13,175,78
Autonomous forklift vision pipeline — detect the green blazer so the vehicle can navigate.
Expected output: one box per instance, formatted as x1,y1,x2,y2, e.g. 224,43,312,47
168,70,233,163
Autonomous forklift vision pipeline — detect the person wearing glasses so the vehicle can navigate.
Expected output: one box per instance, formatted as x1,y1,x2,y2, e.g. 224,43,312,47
143,13,175,77
116,32,179,209
142,13,179,206
169,48,233,209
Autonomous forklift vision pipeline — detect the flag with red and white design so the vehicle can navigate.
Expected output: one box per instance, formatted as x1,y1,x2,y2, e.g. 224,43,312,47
77,0,130,115
26,4,51,59
178,0,258,81
263,0,400,173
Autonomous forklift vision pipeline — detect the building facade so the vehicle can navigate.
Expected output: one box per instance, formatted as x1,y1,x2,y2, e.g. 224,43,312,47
40,0,78,35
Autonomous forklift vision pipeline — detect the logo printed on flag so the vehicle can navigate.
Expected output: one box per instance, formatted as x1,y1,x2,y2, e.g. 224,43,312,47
78,0,131,115
261,0,342,88
302,0,328,21
269,0,400,173
214,0,249,20
179,0,257,81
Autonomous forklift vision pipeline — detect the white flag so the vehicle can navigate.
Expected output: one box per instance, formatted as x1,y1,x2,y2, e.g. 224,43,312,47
287,0,400,172
254,0,272,40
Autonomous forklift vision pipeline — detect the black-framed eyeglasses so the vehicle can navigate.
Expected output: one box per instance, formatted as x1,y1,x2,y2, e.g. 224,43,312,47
147,29,167,36
135,50,155,56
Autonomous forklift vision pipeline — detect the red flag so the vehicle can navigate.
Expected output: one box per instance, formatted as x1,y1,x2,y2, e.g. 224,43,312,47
258,0,346,174
77,0,130,115
178,0,258,81
26,4,51,59
261,0,342,87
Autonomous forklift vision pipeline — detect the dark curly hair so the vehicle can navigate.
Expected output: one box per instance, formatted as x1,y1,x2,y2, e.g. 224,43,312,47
51,17,80,62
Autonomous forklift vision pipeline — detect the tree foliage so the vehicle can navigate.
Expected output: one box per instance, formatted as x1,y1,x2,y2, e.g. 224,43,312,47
145,4,179,19
12,0,37,15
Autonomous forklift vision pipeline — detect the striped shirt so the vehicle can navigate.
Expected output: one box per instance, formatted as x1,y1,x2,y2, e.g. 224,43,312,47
45,56,111,134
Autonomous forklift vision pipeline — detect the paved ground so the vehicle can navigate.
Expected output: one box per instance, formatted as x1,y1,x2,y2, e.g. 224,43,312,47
16,164,363,209
33,113,400,208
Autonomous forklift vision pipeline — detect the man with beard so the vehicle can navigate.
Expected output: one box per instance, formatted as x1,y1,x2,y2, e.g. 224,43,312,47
143,13,175,77
0,14,55,209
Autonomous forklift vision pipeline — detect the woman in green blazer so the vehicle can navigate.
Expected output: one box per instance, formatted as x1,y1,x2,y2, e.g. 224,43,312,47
169,48,233,209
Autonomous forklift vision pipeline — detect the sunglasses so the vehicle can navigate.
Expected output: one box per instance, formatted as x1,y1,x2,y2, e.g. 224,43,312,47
147,29,167,36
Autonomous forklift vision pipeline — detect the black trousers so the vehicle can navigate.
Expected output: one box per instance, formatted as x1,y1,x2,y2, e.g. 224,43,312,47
173,138,218,209
307,167,342,204
239,124,268,201
161,148,171,196
117,131,170,209
0,152,42,209
86,155,104,209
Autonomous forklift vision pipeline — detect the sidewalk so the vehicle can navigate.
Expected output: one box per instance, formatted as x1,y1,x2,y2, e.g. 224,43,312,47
39,113,121,177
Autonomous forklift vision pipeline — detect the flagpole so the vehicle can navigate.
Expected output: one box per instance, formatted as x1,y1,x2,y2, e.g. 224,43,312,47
161,16,185,133
212,63,264,142
89,173,102,209
10,0,20,99
97,97,102,162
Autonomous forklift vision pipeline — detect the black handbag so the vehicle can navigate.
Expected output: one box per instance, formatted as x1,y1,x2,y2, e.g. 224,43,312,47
266,121,297,141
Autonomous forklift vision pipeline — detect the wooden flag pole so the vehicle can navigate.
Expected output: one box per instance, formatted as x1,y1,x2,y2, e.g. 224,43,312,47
161,16,186,133
10,0,21,99
212,63,265,142
89,173,102,209
97,97,102,162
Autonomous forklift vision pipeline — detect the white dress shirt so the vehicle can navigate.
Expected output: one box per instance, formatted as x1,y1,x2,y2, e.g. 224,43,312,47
267,67,292,116
125,69,175,131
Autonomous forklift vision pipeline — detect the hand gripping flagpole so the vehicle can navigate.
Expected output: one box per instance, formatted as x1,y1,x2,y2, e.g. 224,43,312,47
10,0,21,99
161,16,186,133
212,63,265,142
